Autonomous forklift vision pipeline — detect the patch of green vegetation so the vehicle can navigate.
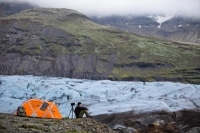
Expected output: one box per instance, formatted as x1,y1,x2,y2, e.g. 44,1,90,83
47,44,66,54
18,20,30,30
10,43,43,55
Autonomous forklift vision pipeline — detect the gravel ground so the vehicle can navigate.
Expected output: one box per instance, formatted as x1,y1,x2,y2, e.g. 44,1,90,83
0,113,117,133
1,109,200,133
94,109,200,133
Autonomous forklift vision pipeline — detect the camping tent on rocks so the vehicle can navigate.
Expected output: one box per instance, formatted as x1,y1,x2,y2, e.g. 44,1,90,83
15,98,62,119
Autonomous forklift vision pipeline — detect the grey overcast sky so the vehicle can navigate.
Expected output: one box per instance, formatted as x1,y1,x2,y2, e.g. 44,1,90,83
3,0,200,17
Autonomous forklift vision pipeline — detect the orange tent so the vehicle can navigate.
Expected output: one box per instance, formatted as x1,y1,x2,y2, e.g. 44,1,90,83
15,98,62,119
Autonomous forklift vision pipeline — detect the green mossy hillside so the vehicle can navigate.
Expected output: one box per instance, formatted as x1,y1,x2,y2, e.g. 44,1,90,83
0,8,200,83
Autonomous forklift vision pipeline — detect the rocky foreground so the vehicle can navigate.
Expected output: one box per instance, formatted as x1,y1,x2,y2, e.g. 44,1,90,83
94,109,200,133
0,113,117,133
1,110,200,133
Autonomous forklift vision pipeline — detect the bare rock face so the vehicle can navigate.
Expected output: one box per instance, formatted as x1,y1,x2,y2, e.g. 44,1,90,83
0,52,117,80
0,19,117,79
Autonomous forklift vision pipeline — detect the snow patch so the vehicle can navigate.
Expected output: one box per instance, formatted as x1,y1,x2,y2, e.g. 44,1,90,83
148,15,173,28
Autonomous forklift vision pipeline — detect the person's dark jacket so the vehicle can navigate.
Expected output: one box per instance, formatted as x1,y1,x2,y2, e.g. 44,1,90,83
74,106,88,118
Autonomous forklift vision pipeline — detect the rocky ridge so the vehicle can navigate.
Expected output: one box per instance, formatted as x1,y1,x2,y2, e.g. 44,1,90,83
0,8,200,83
0,1,35,17
91,15,200,44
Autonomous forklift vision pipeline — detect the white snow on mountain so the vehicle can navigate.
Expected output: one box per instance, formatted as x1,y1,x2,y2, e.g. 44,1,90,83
148,15,174,28
0,75,200,118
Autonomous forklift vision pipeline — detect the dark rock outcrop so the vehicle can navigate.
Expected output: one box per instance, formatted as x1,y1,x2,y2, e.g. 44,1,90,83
94,110,200,133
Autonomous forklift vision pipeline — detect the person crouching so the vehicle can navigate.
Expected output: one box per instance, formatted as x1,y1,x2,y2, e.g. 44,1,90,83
74,102,92,118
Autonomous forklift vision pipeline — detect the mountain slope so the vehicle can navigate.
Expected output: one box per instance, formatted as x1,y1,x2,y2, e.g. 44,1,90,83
0,1,35,17
0,8,200,83
91,15,200,44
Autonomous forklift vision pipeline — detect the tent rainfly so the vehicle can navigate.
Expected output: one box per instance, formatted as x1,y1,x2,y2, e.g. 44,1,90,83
15,98,62,119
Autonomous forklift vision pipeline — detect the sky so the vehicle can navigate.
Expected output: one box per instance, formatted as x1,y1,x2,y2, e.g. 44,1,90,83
3,0,200,17
0,75,200,117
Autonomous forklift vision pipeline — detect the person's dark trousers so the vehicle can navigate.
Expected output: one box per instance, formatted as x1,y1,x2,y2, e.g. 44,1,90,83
78,110,91,118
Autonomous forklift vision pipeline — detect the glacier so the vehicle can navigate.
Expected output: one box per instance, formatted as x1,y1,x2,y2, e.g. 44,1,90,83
0,75,200,118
